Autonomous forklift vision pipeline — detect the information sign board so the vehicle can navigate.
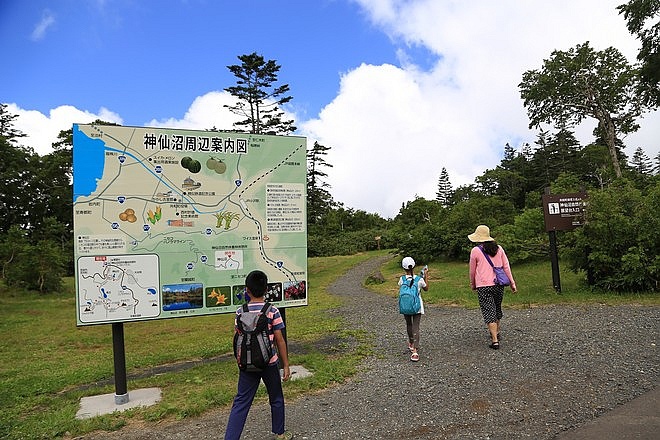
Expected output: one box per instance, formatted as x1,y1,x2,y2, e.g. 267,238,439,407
73,124,307,326
542,192,587,232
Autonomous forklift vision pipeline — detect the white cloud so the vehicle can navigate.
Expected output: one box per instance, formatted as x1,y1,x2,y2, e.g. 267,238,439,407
146,91,242,130
147,91,299,137
8,104,123,155
31,9,56,41
302,0,660,218
8,90,289,155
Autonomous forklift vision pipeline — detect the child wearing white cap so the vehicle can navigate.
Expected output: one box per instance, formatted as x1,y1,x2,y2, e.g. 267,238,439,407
398,256,428,362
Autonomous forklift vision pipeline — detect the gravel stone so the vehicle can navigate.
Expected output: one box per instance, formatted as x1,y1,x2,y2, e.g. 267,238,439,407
81,255,659,439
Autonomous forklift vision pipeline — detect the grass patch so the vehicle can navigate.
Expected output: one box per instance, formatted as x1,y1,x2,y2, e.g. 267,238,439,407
0,252,379,439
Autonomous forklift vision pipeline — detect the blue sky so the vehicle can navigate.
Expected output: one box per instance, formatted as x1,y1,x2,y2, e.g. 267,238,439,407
1,0,397,123
2,0,659,218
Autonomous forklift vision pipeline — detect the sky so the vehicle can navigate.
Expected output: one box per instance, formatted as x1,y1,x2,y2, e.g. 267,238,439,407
2,0,659,219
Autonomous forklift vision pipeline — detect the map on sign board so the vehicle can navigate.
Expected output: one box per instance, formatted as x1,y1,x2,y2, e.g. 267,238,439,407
73,124,307,326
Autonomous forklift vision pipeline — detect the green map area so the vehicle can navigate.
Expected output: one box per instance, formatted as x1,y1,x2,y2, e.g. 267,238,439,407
73,124,307,326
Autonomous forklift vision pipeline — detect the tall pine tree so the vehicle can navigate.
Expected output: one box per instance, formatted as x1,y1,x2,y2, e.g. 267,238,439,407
436,167,453,207
307,141,334,224
630,146,653,174
224,52,296,135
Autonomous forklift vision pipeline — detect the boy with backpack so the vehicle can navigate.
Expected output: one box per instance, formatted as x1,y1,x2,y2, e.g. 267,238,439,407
398,257,428,362
224,270,293,440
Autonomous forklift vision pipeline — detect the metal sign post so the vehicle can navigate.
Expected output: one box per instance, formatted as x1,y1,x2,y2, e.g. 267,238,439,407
112,323,129,404
548,230,561,292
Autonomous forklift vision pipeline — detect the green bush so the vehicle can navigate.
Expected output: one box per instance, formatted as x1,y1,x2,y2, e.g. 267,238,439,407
308,229,392,257
494,208,548,263
3,239,65,293
563,179,660,291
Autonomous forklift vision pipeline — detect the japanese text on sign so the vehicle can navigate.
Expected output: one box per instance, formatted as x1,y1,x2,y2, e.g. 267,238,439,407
542,192,588,231
143,133,248,153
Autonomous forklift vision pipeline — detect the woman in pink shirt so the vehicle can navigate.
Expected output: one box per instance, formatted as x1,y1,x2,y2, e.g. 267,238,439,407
468,225,517,349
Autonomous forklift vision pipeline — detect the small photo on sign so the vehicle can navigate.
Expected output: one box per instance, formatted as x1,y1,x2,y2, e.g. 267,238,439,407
233,285,249,305
206,286,231,307
265,282,283,302
162,283,204,311
284,280,307,300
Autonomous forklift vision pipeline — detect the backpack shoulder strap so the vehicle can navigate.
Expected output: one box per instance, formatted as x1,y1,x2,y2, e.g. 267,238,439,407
479,246,495,267
241,303,249,313
259,302,271,314
413,275,421,293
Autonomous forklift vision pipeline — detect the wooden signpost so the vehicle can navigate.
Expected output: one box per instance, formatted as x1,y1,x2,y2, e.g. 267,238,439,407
542,190,588,293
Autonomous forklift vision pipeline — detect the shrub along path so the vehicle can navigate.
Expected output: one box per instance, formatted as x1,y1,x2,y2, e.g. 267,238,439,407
82,255,659,439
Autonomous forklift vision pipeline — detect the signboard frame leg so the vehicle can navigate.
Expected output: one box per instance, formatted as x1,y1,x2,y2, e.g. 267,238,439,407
112,323,129,404
548,230,561,293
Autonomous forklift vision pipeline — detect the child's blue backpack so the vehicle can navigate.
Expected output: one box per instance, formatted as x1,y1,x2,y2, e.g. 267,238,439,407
398,275,421,314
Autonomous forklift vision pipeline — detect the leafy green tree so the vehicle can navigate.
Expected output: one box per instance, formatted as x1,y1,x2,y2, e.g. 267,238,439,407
392,197,446,263
3,235,65,293
0,106,36,234
493,208,547,263
0,106,79,284
476,167,526,208
520,42,651,178
550,172,585,194
0,225,28,281
579,143,617,189
323,206,387,232
0,104,26,142
450,184,480,205
617,0,660,106
224,52,296,135
439,196,517,259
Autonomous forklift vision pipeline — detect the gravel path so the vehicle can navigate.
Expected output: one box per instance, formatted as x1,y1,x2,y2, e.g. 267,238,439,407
83,255,659,439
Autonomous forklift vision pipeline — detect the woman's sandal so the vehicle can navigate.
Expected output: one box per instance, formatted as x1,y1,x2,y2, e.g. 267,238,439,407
410,352,420,362
489,342,500,350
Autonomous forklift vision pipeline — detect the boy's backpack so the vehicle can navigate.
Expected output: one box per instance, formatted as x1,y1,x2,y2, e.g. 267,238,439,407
398,275,421,315
233,302,273,371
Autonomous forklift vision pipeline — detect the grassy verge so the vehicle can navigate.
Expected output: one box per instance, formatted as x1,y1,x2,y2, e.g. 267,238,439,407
0,251,380,440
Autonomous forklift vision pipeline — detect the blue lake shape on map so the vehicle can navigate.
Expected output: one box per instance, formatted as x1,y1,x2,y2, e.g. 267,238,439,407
73,124,106,201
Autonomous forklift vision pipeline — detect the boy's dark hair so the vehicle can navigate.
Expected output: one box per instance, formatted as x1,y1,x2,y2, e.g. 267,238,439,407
245,270,268,298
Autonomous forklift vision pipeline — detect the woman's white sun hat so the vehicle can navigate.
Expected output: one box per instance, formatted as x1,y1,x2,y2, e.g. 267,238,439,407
468,225,495,243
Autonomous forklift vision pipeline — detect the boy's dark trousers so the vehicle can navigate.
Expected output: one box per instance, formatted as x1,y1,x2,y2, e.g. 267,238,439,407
224,364,285,439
